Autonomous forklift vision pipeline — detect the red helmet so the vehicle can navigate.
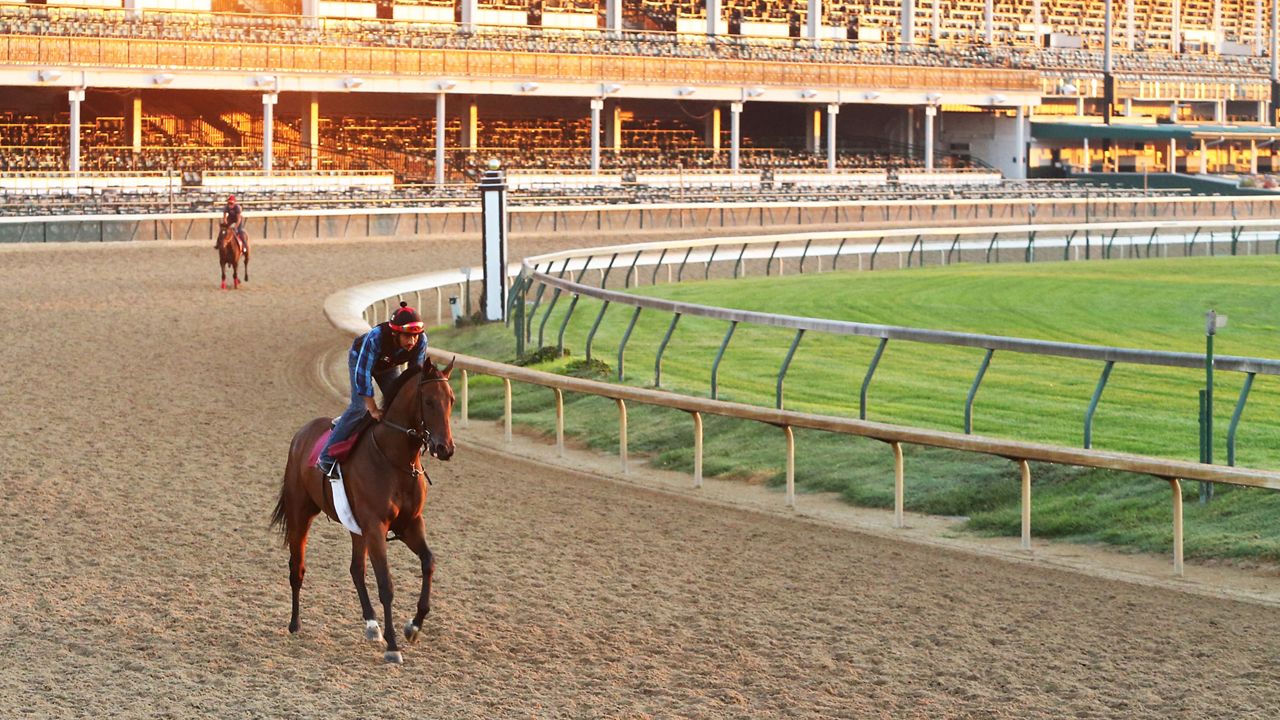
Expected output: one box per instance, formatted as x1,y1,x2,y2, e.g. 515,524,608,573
388,302,424,334
227,195,236,203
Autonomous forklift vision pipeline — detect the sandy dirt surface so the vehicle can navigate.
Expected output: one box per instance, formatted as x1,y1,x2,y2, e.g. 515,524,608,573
2,235,1279,719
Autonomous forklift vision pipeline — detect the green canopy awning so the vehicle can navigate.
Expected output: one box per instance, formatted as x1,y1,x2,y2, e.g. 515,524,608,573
1032,122,1280,143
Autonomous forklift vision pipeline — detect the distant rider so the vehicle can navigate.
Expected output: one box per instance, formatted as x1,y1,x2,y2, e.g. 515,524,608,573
317,302,428,479
219,195,248,254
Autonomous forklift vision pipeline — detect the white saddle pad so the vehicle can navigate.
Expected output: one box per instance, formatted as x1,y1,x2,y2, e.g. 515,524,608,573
329,466,362,535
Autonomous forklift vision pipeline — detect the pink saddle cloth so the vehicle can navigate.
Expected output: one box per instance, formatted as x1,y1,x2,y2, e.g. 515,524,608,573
308,427,362,467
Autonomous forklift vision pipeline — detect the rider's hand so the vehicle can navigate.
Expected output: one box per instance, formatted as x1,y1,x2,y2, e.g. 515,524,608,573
364,396,383,422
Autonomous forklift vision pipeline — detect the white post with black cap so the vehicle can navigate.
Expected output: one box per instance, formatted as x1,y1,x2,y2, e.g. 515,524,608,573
480,162,508,322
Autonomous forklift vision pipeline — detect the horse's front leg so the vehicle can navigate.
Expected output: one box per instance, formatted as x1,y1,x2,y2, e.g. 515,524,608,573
366,525,402,663
348,536,381,642
398,518,435,643
220,260,227,290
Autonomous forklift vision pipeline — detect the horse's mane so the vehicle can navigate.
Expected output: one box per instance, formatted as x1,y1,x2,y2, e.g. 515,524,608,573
382,364,424,409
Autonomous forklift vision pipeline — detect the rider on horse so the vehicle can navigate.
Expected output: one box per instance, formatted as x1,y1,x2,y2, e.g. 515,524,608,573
219,195,248,254
317,302,429,479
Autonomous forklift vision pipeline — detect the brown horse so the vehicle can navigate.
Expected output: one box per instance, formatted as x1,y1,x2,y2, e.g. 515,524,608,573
215,221,249,289
270,359,456,664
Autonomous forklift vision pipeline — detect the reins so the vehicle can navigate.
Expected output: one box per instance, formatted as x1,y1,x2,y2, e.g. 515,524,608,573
369,374,450,485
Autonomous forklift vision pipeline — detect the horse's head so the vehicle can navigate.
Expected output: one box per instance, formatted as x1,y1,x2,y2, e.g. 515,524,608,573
417,358,456,461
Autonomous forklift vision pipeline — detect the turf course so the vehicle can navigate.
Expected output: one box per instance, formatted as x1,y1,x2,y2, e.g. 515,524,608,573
435,255,1280,561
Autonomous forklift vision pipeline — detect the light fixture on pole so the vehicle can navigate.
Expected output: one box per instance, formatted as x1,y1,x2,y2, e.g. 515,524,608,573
38,68,63,82
436,79,457,91
676,87,696,96
343,77,364,90
153,73,176,85
520,82,540,92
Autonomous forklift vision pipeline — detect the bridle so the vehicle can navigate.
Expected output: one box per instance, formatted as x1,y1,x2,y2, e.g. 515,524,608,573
371,374,451,483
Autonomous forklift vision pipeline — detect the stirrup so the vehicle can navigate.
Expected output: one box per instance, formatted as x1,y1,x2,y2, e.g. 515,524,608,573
318,458,342,482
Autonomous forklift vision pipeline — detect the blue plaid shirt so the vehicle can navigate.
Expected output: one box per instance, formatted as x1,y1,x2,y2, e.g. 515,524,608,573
349,324,428,398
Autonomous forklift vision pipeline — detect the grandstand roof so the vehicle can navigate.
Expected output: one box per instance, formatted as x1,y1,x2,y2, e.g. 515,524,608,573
1032,123,1280,143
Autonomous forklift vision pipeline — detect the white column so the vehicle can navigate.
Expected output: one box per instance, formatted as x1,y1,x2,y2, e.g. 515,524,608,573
460,0,477,32
1251,139,1258,174
608,100,622,152
907,107,915,157
1172,0,1181,52
124,0,143,21
605,0,622,34
924,105,936,171
303,93,319,171
459,99,478,152
807,0,822,46
707,0,720,38
826,103,839,172
932,0,941,43
435,92,446,186
1214,100,1224,123
1083,137,1090,171
262,92,277,175
589,98,603,174
130,93,142,154
301,0,318,27
1014,106,1025,179
1199,138,1207,174
1212,0,1221,46
1124,97,1133,116
804,107,820,153
1261,100,1269,123
1255,0,1264,53
1170,100,1179,121
1169,138,1177,171
68,88,84,174
984,0,994,43
1126,0,1135,49
706,106,721,152
901,0,915,48
729,101,742,172
1033,0,1041,33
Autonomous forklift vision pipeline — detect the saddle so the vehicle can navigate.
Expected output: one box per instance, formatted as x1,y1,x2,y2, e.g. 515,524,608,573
308,414,376,468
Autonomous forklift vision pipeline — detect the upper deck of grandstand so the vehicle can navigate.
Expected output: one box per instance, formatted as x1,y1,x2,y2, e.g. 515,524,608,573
0,0,1273,83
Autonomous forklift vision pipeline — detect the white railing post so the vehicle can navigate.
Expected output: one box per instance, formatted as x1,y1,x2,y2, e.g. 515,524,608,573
460,369,469,428
692,411,703,488
503,378,512,443
1170,478,1184,576
784,425,795,508
892,441,904,528
616,398,628,474
554,388,565,457
1019,459,1031,550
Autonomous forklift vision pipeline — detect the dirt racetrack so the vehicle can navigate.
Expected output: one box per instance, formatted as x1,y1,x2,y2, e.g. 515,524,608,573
2,235,1278,719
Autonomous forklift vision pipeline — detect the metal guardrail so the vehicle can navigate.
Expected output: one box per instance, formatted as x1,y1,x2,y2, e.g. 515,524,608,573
329,214,1280,577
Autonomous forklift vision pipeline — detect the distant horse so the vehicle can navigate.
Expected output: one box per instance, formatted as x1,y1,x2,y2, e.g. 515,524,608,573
270,360,456,664
215,221,249,289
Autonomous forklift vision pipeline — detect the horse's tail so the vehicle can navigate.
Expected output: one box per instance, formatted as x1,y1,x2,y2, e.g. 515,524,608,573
269,480,289,544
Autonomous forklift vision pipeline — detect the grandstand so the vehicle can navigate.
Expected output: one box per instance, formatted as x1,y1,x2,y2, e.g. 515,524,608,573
0,0,1278,199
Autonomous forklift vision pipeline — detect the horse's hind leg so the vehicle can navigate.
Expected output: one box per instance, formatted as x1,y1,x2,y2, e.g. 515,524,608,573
243,248,249,283
398,518,435,644
287,511,316,634
348,536,380,642
366,526,403,663
232,256,241,289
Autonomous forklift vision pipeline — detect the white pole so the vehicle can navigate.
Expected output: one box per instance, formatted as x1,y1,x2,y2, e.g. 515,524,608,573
984,0,994,43
1170,478,1184,576
901,0,915,48
262,92,277,175
826,103,839,172
730,102,742,173
784,426,795,508
1014,105,1025,179
68,88,84,174
605,0,622,34
706,0,720,38
554,388,565,457
892,441,904,528
924,105,936,171
589,98,603,174
435,92,446,186
807,0,822,47
692,412,703,488
1019,459,1032,550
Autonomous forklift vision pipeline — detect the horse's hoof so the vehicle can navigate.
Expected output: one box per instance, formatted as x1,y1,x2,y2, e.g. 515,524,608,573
220,282,226,290
403,622,420,643
364,619,381,641
383,650,403,664
289,620,300,634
